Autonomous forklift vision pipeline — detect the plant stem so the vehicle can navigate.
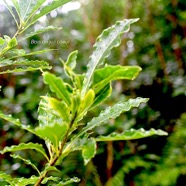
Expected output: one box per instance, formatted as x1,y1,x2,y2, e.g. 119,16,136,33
34,113,77,186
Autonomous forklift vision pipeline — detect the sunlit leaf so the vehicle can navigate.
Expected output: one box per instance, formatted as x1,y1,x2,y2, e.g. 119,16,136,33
43,97,70,123
82,18,139,96
93,65,141,93
35,122,68,148
96,128,168,141
43,72,71,106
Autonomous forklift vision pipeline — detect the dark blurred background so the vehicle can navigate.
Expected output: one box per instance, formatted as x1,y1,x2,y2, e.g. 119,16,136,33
0,0,186,185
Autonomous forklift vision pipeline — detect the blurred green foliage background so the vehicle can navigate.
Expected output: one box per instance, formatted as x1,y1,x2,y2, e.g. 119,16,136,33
0,0,186,185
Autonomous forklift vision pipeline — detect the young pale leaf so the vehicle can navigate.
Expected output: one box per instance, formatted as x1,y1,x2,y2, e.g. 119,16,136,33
43,72,71,106
0,142,49,161
7,37,17,48
82,138,97,165
93,65,141,93
19,26,62,42
38,96,62,127
96,128,168,141
91,83,112,109
82,18,139,96
44,97,70,123
77,89,95,121
55,177,80,185
10,154,40,174
66,50,78,70
80,97,149,136
0,37,5,45
35,122,68,149
26,0,72,29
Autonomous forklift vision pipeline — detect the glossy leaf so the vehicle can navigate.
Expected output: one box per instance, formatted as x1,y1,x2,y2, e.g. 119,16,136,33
19,26,62,41
77,89,95,120
82,18,139,96
91,83,112,109
0,172,39,186
9,49,57,59
81,97,149,136
43,72,71,105
66,50,78,70
96,128,168,141
19,0,38,22
55,177,81,185
0,60,51,74
10,154,40,174
35,122,68,148
0,110,35,134
41,176,60,184
38,96,61,127
93,65,142,93
0,142,49,161
44,97,70,123
2,0,19,27
27,0,72,29
82,138,97,165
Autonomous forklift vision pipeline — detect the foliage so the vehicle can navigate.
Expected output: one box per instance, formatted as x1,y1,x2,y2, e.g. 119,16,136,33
0,1,168,184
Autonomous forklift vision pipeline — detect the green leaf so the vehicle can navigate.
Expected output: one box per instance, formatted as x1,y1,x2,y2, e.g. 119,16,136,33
19,0,38,22
0,171,14,185
41,176,61,184
19,26,63,42
9,49,57,59
77,89,95,121
66,50,78,70
0,37,5,45
35,122,68,148
55,177,80,185
7,37,17,48
2,0,19,28
82,138,97,165
96,128,168,141
91,83,112,109
80,97,149,136
0,60,51,74
43,97,70,123
10,154,40,174
26,0,72,29
43,72,71,106
0,142,49,161
0,111,35,134
93,65,142,93
38,96,61,127
82,18,139,96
